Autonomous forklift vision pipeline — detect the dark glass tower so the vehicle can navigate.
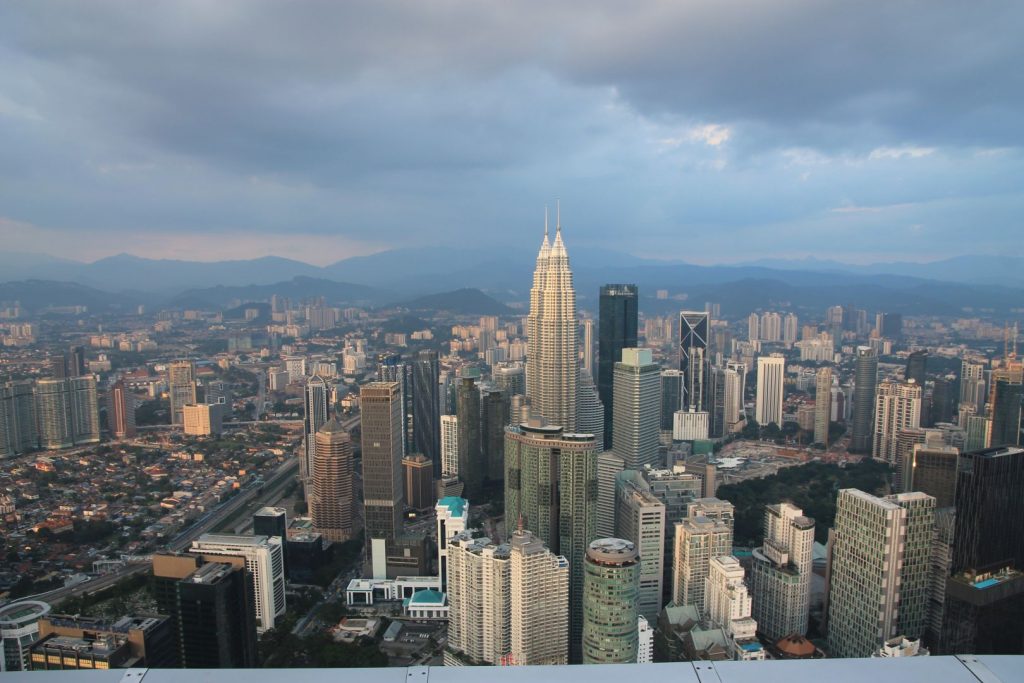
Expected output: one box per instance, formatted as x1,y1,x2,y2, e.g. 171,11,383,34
456,376,483,499
481,387,507,482
850,346,878,453
660,370,682,431
598,284,638,449
906,350,928,387
990,379,1023,448
412,350,441,476
679,311,710,411
931,377,954,425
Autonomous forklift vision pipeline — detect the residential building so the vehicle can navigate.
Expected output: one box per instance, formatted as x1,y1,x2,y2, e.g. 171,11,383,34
814,368,832,446
616,471,666,623
750,503,815,641
755,354,785,427
182,403,223,437
704,556,765,661
167,360,197,427
510,528,570,665
672,516,732,609
872,381,922,464
108,379,136,439
440,414,459,476
436,497,469,592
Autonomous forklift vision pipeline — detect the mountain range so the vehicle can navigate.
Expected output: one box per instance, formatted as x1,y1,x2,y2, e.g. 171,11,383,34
1,248,1022,318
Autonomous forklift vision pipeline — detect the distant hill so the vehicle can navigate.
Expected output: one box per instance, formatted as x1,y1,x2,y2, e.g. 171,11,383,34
395,288,513,315
169,276,391,310
0,280,142,314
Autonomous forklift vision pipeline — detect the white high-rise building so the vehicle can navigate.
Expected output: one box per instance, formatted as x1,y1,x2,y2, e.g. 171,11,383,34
760,312,782,342
302,375,330,492
755,354,785,427
872,380,922,464
672,516,732,608
436,496,469,592
783,313,799,345
441,414,459,476
750,503,815,641
526,210,578,431
636,616,654,664
581,318,595,377
612,348,661,468
576,372,604,453
705,556,765,661
510,528,570,666
191,533,286,633
616,472,667,623
827,490,936,658
747,313,759,342
814,367,833,446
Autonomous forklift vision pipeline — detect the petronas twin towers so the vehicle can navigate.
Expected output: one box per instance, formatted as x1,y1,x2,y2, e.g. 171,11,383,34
526,207,579,432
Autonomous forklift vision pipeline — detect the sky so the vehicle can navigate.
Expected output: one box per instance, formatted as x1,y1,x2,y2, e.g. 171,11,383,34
0,1,1022,265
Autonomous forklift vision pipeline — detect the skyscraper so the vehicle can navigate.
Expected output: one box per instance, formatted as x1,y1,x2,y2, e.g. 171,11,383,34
615,471,666,623
704,556,764,660
672,516,732,608
504,422,596,662
826,489,936,658
107,379,136,439
34,376,99,449
747,312,759,342
598,284,638,449
595,451,625,538
576,372,605,452
361,382,404,553
659,369,683,432
302,376,330,491
167,360,197,427
960,359,986,415
0,381,37,458
851,346,879,453
814,367,832,446
412,350,441,476
906,350,928,387
679,311,709,412
481,386,508,482
444,532,511,665
493,363,526,402
581,538,640,664
749,503,815,641
902,445,959,508
612,348,661,469
440,414,459,476
581,318,595,378
783,312,799,345
436,497,469,592
311,417,354,544
990,379,1022,448
755,354,785,427
403,453,434,510
456,376,483,498
510,528,570,666
708,365,744,438
526,212,578,432
872,380,922,464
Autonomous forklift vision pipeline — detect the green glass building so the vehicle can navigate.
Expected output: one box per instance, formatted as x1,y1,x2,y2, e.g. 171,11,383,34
581,538,640,664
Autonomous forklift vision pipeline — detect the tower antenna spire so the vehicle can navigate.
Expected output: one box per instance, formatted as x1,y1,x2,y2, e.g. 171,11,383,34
544,205,549,240
556,199,561,234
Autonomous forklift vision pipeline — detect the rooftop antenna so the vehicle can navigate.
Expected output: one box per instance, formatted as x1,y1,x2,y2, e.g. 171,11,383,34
556,199,561,234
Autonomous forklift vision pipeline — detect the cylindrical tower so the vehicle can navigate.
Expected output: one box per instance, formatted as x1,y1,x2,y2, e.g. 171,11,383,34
582,538,640,664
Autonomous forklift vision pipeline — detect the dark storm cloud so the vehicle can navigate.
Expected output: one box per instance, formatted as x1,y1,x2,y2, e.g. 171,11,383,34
0,1,1021,262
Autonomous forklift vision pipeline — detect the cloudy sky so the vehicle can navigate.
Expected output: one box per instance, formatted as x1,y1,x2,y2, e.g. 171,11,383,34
1,1,1021,265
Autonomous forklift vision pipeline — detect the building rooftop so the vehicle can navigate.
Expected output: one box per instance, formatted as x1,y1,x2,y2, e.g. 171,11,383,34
0,600,51,626
437,496,467,517
195,533,270,546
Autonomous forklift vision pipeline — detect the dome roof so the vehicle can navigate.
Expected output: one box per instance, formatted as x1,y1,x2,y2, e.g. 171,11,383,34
776,634,816,658
317,416,349,436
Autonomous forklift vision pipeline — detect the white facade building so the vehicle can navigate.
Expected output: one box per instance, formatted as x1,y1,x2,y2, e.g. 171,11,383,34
612,348,661,467
755,354,785,427
673,409,709,441
191,533,287,633
750,503,815,641
872,380,923,464
705,556,765,661
441,414,459,476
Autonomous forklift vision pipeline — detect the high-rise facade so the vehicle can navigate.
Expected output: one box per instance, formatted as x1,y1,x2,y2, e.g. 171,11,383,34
747,312,759,342
412,350,441,476
34,376,99,449
0,381,37,458
504,422,596,662
107,379,136,439
581,538,640,664
704,556,763,660
872,380,922,464
481,387,508,481
311,417,354,544
679,311,709,412
436,497,469,592
906,350,928,387
456,376,483,498
902,445,958,507
576,372,604,450
749,503,815,641
526,216,578,432
826,490,936,658
598,284,638,449
403,453,434,510
708,365,744,438
755,354,785,427
302,375,330,491
851,346,879,453
615,472,666,623
440,414,459,476
814,367,832,445
493,363,526,402
612,348,661,469
581,318,595,378
510,528,570,666
167,360,197,427
660,369,683,432
595,451,625,538
361,382,404,549
990,379,1022,448
190,533,287,634
672,516,732,608
444,532,511,665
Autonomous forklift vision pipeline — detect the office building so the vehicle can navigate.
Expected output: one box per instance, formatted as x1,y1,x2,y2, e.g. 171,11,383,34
403,453,434,511
616,472,666,623
0,600,51,672
252,507,287,543
456,376,483,498
672,516,732,609
637,615,654,664
755,354,785,427
612,348,661,468
107,379,136,439
526,213,578,432
152,554,257,668
576,372,604,452
504,421,597,662
481,387,508,481
581,318,595,377
436,496,469,591
412,350,441,475
964,415,993,452
182,403,223,436
705,556,764,661
660,369,683,432
872,381,922,464
167,360,197,426
191,533,287,633
311,418,354,544
906,350,928,387
582,538,640,664
851,346,879,453
901,445,959,507
783,313,799,345
673,409,709,441
510,528,570,666
598,284,638,448
361,382,405,552
493,363,526,402
30,614,176,670
749,504,815,641
440,414,459,476
596,451,625,538
708,365,743,438
814,367,832,446
990,379,1022,447
302,375,330,490
960,359,986,415
0,381,37,458
826,490,936,658
679,311,710,412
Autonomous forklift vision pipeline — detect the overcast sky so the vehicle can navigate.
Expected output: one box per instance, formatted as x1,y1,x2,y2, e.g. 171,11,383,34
1,1,1021,265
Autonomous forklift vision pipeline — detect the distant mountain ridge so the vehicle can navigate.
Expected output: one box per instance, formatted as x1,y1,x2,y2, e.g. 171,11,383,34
394,288,512,315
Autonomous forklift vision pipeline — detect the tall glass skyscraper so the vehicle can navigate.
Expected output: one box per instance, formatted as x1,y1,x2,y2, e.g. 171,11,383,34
412,350,441,475
598,284,638,449
582,538,640,664
679,311,709,412
851,346,879,453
